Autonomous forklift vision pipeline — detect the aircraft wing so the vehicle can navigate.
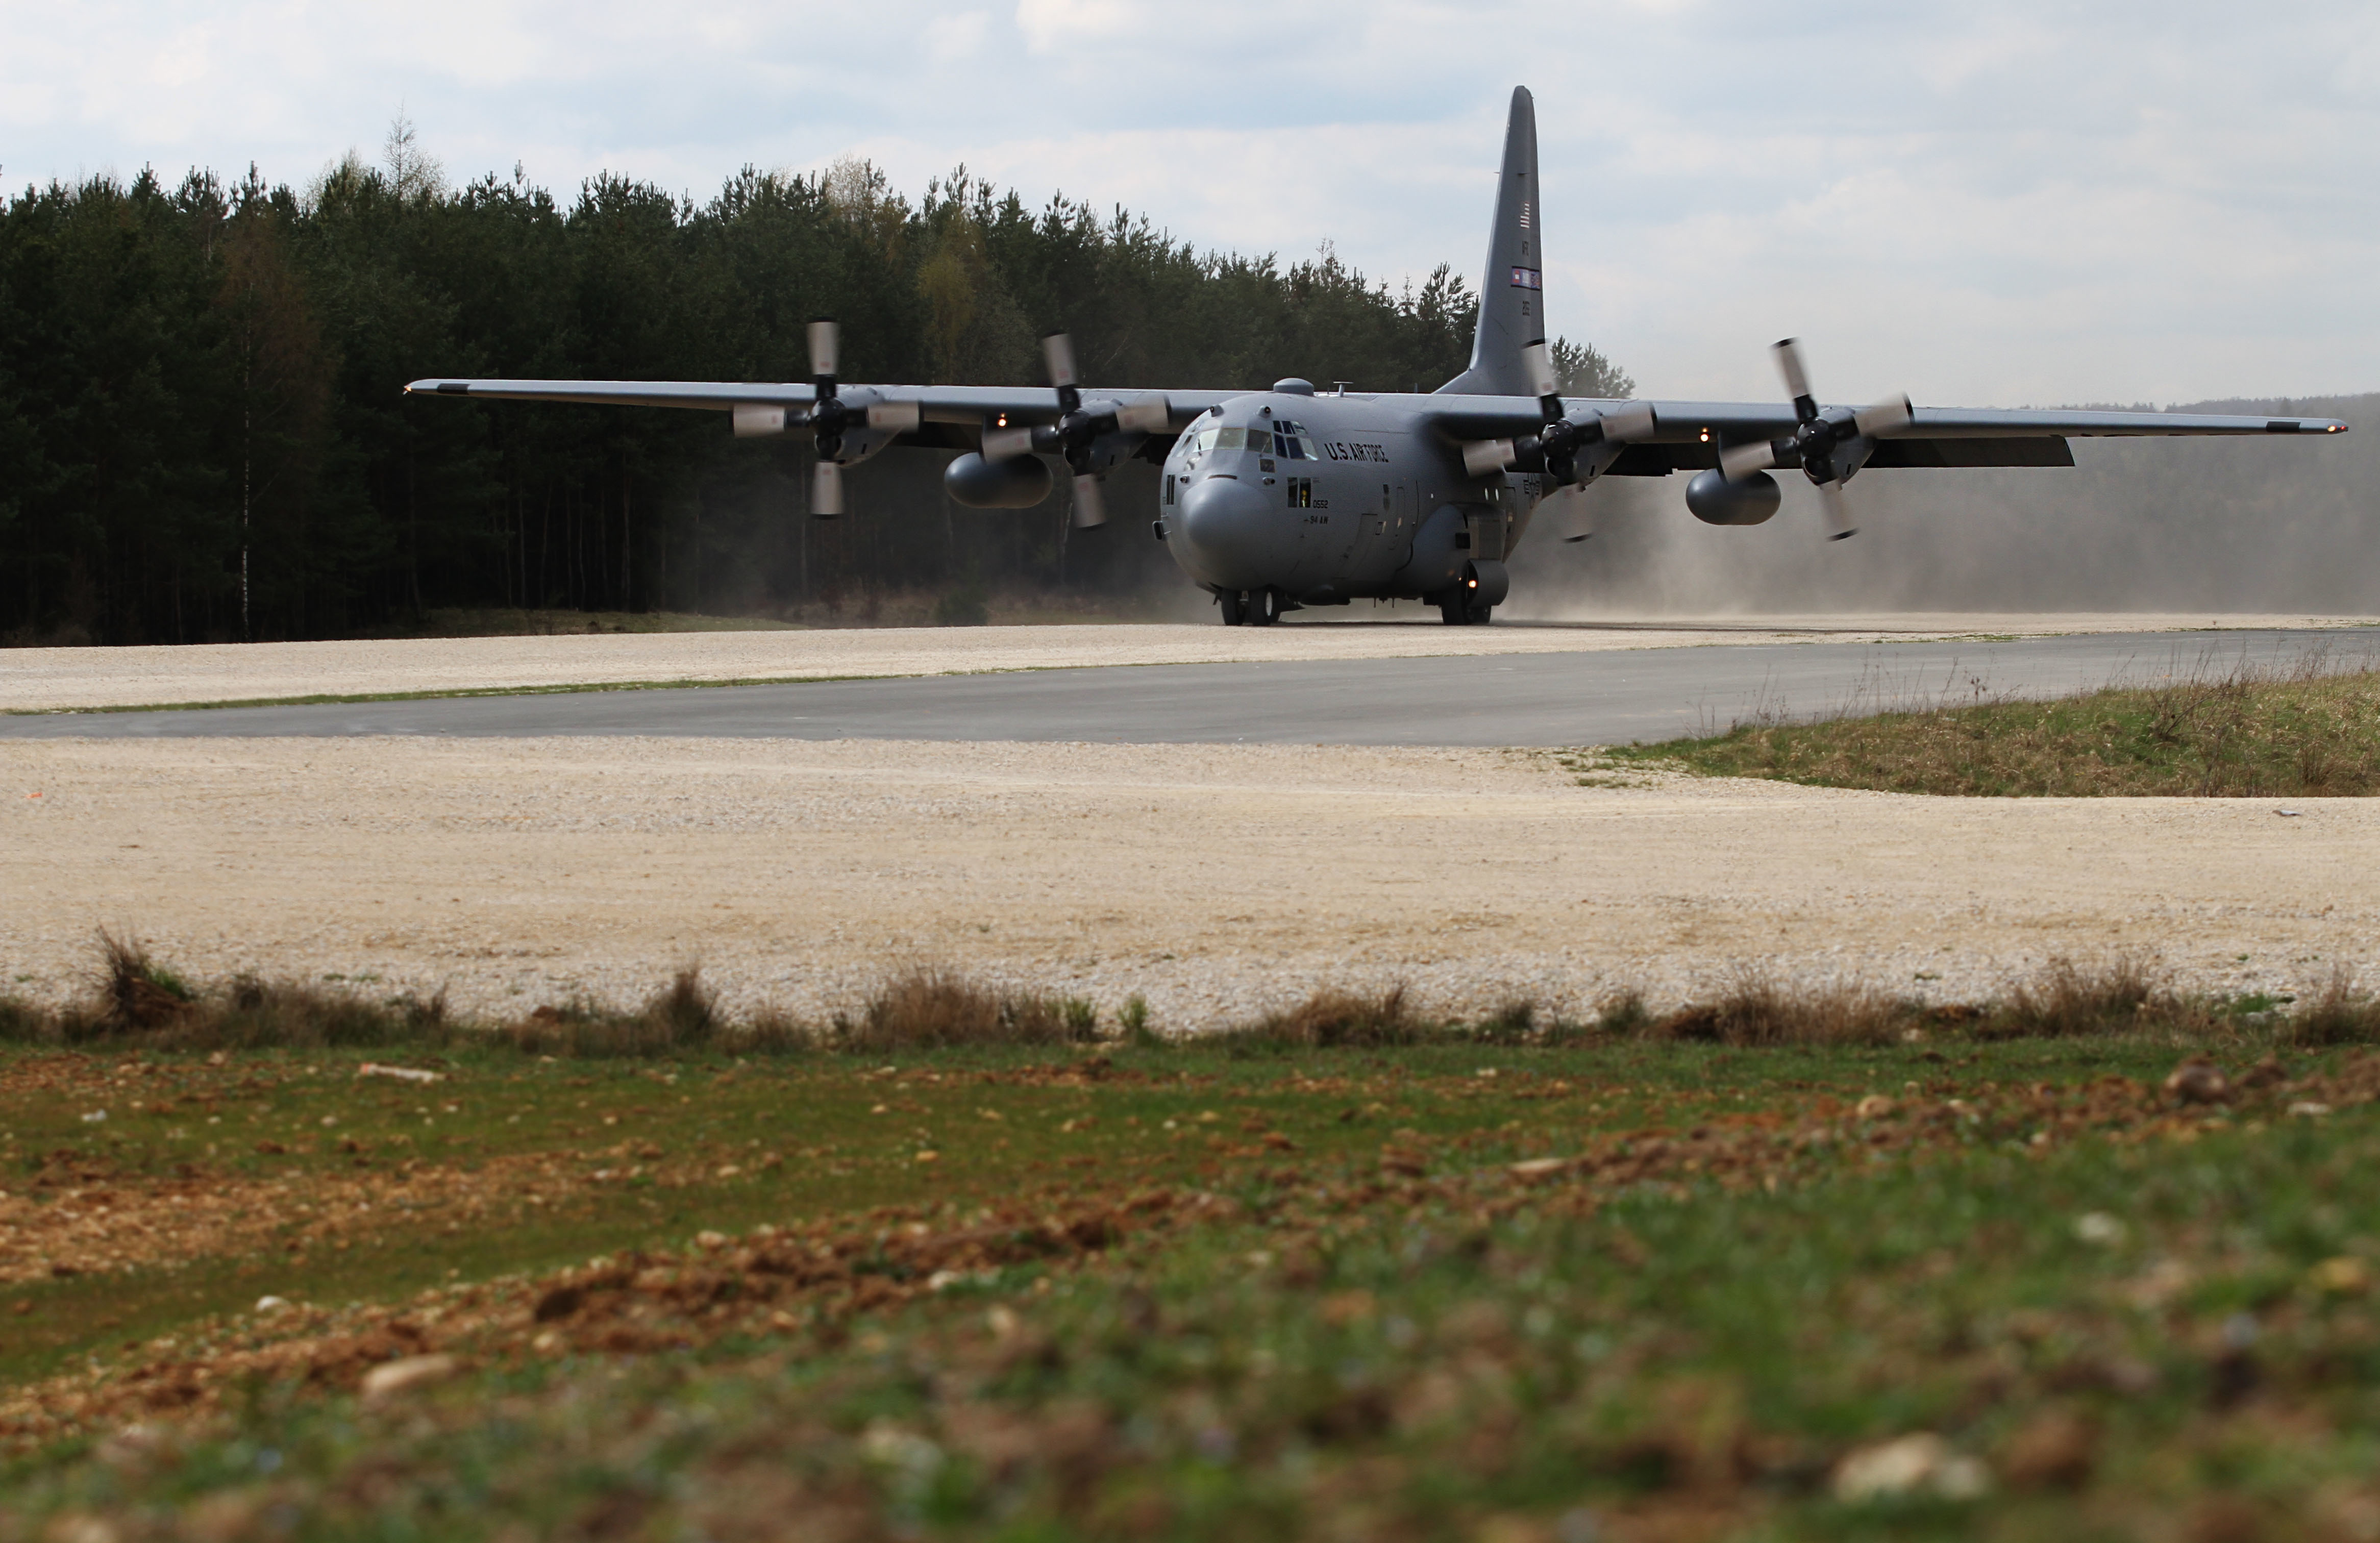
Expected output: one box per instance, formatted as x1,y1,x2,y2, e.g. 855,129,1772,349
1423,396,2349,475
403,378,1239,431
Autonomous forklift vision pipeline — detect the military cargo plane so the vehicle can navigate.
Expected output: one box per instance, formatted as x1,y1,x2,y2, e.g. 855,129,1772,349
408,87,2347,627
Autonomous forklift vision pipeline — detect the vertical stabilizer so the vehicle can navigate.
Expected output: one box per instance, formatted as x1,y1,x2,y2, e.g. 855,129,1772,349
1436,87,1543,398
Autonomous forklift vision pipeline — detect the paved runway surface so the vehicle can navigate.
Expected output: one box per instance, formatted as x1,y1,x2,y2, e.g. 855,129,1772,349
3,629,2366,746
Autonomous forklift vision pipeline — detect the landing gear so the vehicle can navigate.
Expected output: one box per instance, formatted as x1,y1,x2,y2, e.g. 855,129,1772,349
1216,587,1285,626
1436,595,1493,626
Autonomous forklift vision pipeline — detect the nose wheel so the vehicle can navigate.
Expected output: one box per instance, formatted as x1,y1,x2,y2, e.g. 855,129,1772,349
1216,590,1245,626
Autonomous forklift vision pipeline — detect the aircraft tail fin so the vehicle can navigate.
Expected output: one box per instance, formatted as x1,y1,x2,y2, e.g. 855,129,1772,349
1436,86,1543,399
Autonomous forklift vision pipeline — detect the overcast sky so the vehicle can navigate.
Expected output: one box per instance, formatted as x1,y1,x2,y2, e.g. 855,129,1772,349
7,0,2374,406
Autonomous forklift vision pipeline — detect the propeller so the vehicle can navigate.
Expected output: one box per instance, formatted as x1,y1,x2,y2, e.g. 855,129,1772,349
804,318,849,517
977,331,1171,528
1714,338,1912,540
1042,333,1107,528
1459,341,1657,499
795,318,929,517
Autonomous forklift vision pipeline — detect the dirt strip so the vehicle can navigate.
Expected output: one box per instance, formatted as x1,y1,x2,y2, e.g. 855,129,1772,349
7,614,2372,712
10,1051,2371,1449
3,738,2370,1029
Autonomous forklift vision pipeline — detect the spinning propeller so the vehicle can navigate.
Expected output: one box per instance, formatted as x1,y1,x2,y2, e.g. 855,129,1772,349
798,318,920,517
1714,338,1912,540
977,332,1168,528
1459,341,1655,540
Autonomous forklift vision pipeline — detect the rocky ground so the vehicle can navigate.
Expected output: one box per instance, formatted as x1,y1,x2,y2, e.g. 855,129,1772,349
3,736,2368,1031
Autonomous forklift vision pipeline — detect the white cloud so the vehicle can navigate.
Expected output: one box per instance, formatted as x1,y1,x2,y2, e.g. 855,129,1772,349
2,0,2373,404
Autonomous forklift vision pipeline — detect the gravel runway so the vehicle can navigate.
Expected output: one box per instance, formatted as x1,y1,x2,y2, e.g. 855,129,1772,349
6,617,2372,1032
3,736,2369,1032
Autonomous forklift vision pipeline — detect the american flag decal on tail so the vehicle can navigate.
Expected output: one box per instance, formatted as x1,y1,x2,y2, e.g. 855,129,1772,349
1509,267,1542,290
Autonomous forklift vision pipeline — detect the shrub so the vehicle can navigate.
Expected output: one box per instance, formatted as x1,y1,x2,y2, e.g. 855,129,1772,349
842,967,1094,1052
1221,987,1424,1051
1648,973,1909,1048
2287,967,2380,1047
1982,956,2165,1040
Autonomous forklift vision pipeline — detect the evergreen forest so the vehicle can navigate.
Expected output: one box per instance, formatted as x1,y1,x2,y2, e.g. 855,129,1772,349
0,123,1634,645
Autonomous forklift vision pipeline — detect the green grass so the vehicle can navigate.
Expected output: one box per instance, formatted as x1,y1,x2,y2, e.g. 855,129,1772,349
6,1027,2379,1539
1599,663,2380,798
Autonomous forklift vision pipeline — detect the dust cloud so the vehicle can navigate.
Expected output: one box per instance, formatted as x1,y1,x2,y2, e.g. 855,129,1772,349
1508,393,2377,617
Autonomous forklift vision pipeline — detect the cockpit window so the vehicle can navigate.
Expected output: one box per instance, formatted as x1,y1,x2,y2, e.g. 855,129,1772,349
1270,421,1321,461
1183,421,1319,461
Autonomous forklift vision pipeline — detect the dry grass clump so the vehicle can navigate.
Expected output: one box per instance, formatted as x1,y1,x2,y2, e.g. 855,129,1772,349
96,929,196,1031
0,933,454,1051
501,969,813,1057
1979,956,2216,1040
1648,973,1911,1048
1609,653,2380,798
1218,986,1425,1051
840,966,1097,1052
2285,967,2380,1048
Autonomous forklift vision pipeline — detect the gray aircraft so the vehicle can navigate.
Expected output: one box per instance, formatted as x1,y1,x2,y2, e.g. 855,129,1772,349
408,87,2346,627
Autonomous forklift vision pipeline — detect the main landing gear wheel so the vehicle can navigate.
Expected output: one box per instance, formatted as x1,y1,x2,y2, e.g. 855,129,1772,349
1249,587,1284,626
1217,590,1246,626
1437,596,1493,626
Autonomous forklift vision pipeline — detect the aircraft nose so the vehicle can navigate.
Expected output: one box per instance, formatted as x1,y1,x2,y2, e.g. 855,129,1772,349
1172,476,1277,589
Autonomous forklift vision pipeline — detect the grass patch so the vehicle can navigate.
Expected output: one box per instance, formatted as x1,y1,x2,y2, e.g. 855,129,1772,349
8,1029,2380,1537
1212,986,1427,1051
7,939,2378,1062
842,966,1100,1052
1604,656,2380,797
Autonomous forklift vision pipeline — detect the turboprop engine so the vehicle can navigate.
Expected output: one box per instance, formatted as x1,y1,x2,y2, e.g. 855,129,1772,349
944,451,1053,509
1685,467,1781,526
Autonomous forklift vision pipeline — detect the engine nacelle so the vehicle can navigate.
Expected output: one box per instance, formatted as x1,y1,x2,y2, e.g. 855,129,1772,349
1685,467,1781,526
945,452,1054,510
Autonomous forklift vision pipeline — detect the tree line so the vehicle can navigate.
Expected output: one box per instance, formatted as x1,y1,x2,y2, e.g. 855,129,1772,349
0,121,1633,644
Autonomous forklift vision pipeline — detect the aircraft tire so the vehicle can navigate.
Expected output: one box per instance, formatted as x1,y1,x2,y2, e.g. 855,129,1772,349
1437,596,1493,626
1217,590,1246,626
1249,587,1283,626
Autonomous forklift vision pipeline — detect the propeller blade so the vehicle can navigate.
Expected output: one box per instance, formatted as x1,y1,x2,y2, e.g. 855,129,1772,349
1042,332,1078,390
1115,394,1171,433
1071,474,1106,529
1854,393,1915,439
811,458,843,518
1719,441,1782,481
807,318,839,382
1522,339,1558,402
1771,337,1812,405
1600,402,1658,441
865,400,921,433
981,426,1035,461
1562,533,1591,543
1462,438,1517,478
1818,480,1856,541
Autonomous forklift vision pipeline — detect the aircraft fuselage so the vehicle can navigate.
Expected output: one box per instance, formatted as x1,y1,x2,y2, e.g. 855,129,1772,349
1157,386,1542,620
